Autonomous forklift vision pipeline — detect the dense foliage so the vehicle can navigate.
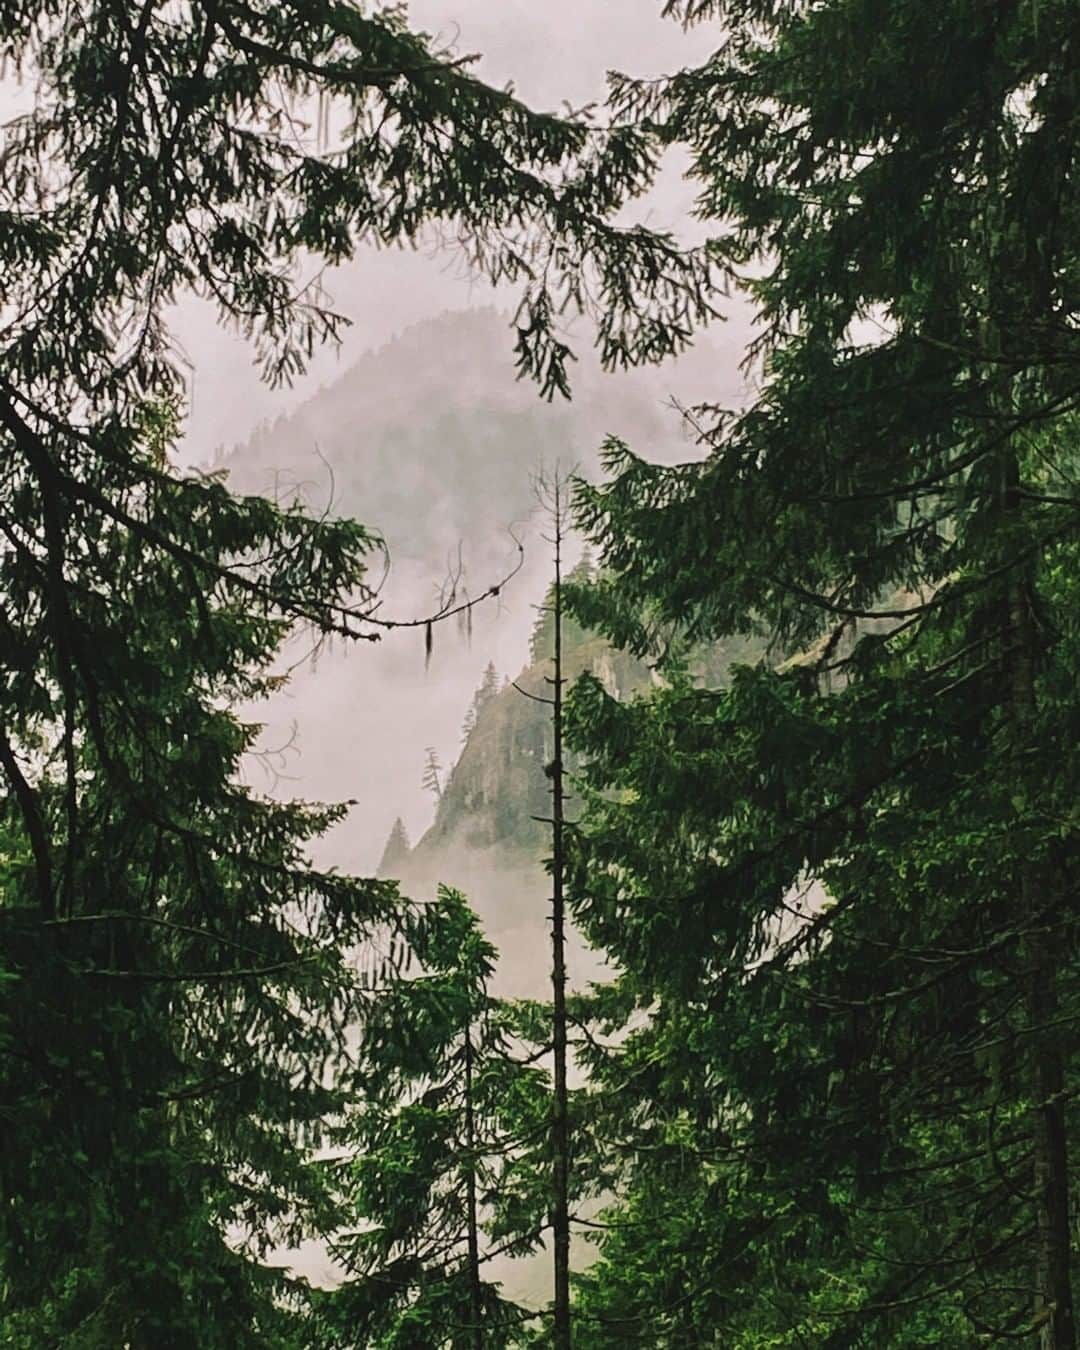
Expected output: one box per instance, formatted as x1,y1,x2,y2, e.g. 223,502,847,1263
0,1,706,1342
4,0,1078,1345
0,415,402,1344
564,0,1080,1345
319,886,551,1349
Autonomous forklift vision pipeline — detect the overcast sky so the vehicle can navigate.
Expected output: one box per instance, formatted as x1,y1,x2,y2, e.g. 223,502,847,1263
170,0,719,457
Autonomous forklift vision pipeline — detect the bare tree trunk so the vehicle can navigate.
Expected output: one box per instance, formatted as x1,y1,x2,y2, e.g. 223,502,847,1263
463,1024,483,1350
1025,882,1075,1350
550,477,572,1349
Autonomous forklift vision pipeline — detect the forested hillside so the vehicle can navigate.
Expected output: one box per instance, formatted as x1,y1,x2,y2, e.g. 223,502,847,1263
220,307,732,577
385,574,647,872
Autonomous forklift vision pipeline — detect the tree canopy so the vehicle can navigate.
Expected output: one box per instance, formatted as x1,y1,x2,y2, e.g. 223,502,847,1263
564,0,1080,1344
0,2,708,1341
4,0,1079,1345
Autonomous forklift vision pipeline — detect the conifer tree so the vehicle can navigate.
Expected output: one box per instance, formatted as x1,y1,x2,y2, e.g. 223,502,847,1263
461,663,501,745
422,749,445,803
378,818,412,878
322,886,551,1349
514,471,576,1347
0,405,402,1346
478,661,500,707
547,480,572,1350
0,3,712,1338
562,1,1080,1344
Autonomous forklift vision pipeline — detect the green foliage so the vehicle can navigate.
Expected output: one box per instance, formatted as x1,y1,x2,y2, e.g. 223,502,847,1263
0,386,416,1343
561,0,1080,1343
0,1,710,1333
0,4,713,408
566,572,1080,1342
321,886,550,1348
4,0,1078,1342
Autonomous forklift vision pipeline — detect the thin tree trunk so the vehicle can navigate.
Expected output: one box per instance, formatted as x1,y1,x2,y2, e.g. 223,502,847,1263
550,477,572,1349
1003,451,1075,1350
1025,878,1074,1350
463,1023,483,1350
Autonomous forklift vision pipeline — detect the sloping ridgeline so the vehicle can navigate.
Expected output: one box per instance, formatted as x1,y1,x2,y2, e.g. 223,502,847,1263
214,306,740,890
378,572,762,1001
218,307,700,579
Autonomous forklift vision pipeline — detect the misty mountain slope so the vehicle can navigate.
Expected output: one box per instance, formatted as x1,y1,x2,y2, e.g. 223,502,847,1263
375,589,764,1003
399,615,648,866
368,588,649,1004
218,308,748,881
220,307,740,578
388,589,763,879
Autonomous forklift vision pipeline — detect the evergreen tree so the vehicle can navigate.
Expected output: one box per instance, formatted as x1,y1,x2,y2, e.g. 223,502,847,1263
422,749,445,803
0,405,402,1346
529,561,593,668
0,3,708,1339
513,472,577,1347
378,818,412,878
546,482,573,1350
461,663,501,744
478,661,501,710
321,886,551,1349
563,1,1080,1344
461,705,478,744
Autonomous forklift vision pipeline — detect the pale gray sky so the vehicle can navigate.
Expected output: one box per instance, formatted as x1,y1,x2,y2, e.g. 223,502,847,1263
170,0,719,457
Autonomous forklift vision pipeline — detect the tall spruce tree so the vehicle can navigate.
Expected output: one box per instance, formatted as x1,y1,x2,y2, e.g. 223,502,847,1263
0,3,714,1340
0,403,403,1346
562,1,1080,1345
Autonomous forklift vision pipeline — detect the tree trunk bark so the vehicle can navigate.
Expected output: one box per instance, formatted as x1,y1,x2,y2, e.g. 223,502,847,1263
1003,452,1075,1350
463,1025,483,1350
550,477,572,1349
